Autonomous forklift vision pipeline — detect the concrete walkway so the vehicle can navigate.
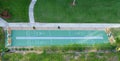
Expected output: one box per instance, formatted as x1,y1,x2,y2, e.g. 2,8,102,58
0,18,9,27
0,17,120,29
29,0,37,23
7,23,120,28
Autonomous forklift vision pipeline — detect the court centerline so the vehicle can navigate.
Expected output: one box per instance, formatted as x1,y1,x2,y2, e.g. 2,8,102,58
16,36,103,40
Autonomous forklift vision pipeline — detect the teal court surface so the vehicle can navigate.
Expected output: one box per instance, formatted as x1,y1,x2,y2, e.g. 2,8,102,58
6,30,109,47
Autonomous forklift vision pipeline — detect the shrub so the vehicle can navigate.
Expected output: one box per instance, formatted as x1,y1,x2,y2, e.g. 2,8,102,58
15,48,18,51
18,48,22,51
30,48,33,51
0,28,5,52
22,48,26,51
26,48,29,51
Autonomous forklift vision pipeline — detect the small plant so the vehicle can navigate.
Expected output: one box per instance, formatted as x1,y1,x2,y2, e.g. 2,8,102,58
58,26,60,29
33,26,36,30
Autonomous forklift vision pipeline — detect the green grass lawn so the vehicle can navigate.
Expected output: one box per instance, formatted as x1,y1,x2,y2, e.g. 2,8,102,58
3,52,120,61
34,0,120,23
2,43,117,61
0,0,30,22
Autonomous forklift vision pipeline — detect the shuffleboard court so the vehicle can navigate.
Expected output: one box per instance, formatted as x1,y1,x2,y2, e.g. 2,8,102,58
7,30,109,47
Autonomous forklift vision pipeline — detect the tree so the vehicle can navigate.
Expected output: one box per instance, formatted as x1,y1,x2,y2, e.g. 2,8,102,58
0,10,11,18
72,0,76,6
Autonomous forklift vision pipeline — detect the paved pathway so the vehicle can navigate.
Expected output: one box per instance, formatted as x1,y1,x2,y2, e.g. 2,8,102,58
29,0,37,23
0,18,9,27
1,17,120,29
7,23,120,28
